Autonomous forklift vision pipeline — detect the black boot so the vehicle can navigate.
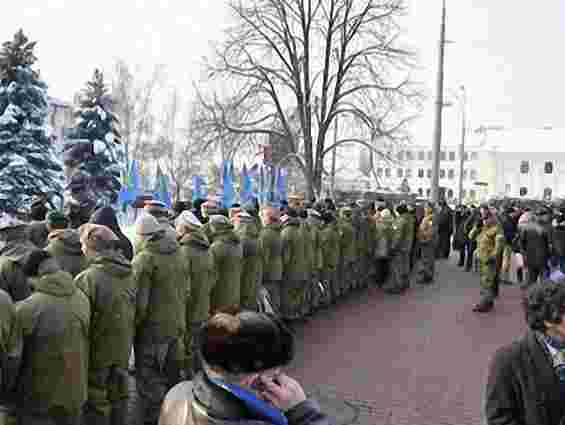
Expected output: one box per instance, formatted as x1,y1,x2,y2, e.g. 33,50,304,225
473,299,494,312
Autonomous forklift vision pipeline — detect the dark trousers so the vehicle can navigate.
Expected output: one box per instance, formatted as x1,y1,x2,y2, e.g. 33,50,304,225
83,366,129,425
465,241,476,271
374,259,389,287
16,409,81,425
527,265,545,286
135,337,181,425
436,232,451,259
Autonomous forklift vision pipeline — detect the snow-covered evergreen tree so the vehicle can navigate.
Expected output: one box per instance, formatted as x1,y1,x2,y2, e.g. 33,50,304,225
65,68,123,206
0,29,63,212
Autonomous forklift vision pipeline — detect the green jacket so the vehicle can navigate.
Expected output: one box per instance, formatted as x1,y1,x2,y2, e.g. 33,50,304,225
392,213,414,254
0,238,36,301
235,220,262,309
375,218,394,258
45,229,88,278
179,231,215,324
209,223,243,313
75,251,136,370
133,233,190,341
0,288,17,396
307,219,324,271
15,270,90,415
320,224,340,270
337,217,356,263
300,220,314,274
281,218,308,281
259,223,283,281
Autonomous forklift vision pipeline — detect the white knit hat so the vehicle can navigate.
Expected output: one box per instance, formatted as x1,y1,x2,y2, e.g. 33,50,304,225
175,211,202,229
135,214,162,235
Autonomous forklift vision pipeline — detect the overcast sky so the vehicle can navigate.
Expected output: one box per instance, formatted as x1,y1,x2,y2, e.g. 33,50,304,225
3,0,564,148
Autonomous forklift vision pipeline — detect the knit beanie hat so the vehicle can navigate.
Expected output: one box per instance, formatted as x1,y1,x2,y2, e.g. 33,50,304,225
201,311,294,374
47,211,69,228
79,223,119,251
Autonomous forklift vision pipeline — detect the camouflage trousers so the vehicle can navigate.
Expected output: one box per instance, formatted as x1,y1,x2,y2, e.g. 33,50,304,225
479,261,497,302
383,252,410,293
416,242,435,284
280,279,307,320
83,366,129,425
263,280,282,314
135,336,183,425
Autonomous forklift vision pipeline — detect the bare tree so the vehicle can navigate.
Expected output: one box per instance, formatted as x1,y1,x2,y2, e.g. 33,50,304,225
198,0,422,198
111,59,166,168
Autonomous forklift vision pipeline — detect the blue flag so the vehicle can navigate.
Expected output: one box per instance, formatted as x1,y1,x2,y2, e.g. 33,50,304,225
222,160,235,208
192,175,207,200
276,167,288,203
154,164,172,208
240,164,253,204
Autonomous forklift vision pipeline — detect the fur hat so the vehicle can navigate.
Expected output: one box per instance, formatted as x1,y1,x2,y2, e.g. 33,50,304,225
201,311,294,374
135,214,162,235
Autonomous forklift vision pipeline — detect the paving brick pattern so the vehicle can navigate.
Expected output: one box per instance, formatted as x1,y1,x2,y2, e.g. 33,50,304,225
286,258,525,425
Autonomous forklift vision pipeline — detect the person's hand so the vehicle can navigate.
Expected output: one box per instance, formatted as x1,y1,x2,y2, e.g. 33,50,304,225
260,373,306,412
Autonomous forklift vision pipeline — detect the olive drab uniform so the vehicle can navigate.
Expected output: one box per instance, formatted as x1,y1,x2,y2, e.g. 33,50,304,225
259,223,283,313
374,215,394,286
470,221,505,305
235,218,262,311
416,209,436,284
132,232,191,425
299,218,315,316
357,213,372,289
45,229,88,278
0,230,36,302
320,221,340,303
0,289,18,412
280,216,308,320
178,230,215,376
74,251,136,425
307,215,325,309
14,270,90,424
337,209,356,295
384,212,414,293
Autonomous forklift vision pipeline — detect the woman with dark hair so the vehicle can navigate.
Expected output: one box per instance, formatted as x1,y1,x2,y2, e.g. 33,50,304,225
485,281,565,424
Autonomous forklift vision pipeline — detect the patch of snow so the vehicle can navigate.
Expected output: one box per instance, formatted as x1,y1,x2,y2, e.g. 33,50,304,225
93,139,106,155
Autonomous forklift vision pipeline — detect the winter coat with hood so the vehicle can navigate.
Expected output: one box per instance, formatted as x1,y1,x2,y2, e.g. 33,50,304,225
89,207,134,261
15,269,90,416
159,373,332,425
209,222,243,314
392,212,415,254
133,231,191,342
235,219,262,310
179,230,215,324
319,222,340,270
0,288,17,398
337,211,356,263
281,217,308,282
374,215,394,259
0,228,36,301
259,223,283,282
306,218,323,272
74,250,136,370
299,219,314,275
45,229,88,277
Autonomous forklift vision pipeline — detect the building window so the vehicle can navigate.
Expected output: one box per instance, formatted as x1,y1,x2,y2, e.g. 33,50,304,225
470,189,476,199
397,168,403,178
440,169,446,179
427,151,433,161
464,152,469,161
505,184,511,194
405,169,412,178
418,169,424,178
470,170,477,181
520,161,529,174
470,152,478,160
426,188,431,198
440,151,446,161
427,169,432,178
418,151,425,161
397,151,404,161
448,169,455,179
406,151,413,161
385,168,391,177
418,188,423,197
544,187,552,200
449,151,455,161
377,168,383,177
447,189,454,199
520,187,528,197
545,161,554,174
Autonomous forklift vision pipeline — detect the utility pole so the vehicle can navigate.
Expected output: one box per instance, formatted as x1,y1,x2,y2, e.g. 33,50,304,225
458,85,466,204
431,0,447,203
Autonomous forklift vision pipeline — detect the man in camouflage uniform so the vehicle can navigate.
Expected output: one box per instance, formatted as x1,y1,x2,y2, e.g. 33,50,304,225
233,211,262,311
45,211,87,278
383,204,414,294
469,205,505,312
280,210,307,321
176,211,215,377
307,208,325,311
26,196,49,248
298,208,314,316
337,207,356,296
416,203,436,284
320,212,341,304
356,205,372,289
75,223,136,425
259,205,283,314
0,213,35,301
132,214,190,425
0,289,18,422
374,209,394,287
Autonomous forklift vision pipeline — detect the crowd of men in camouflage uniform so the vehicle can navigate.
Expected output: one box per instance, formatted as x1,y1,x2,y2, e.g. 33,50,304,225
0,195,447,425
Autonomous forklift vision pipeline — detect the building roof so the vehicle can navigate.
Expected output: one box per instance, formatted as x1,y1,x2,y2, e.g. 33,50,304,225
483,128,565,154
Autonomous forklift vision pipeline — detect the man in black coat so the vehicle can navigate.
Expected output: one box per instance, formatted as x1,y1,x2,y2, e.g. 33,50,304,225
485,281,565,425
436,201,453,259
520,208,552,289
